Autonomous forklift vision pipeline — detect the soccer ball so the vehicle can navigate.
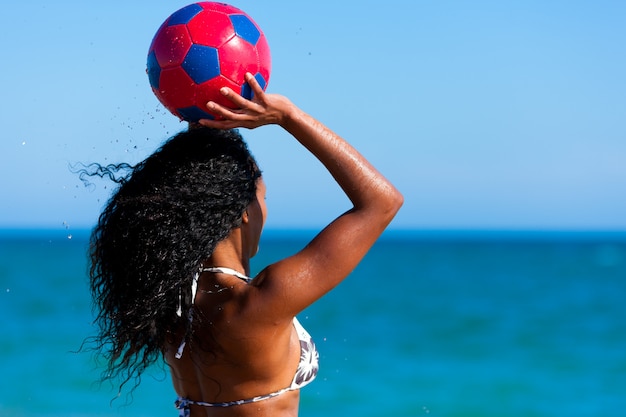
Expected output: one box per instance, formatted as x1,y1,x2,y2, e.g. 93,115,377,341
147,2,271,122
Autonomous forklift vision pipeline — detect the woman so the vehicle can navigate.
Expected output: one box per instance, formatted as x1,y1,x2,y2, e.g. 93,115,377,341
89,73,403,416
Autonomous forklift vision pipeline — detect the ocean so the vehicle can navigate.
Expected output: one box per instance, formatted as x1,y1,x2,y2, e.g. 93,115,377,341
1,229,625,417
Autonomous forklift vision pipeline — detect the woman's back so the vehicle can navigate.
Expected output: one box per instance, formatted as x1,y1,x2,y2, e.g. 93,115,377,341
165,267,313,416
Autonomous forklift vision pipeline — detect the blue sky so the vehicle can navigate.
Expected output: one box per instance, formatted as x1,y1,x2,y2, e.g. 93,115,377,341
1,0,625,231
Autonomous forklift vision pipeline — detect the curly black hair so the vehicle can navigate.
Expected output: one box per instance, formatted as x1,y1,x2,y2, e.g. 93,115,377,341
85,127,261,392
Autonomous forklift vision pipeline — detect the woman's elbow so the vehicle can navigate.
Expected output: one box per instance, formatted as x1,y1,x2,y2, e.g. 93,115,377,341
379,184,404,222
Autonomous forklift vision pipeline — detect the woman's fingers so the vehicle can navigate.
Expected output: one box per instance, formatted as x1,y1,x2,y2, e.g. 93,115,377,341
217,86,250,109
212,73,265,110
198,118,238,129
199,101,255,129
206,99,241,119
198,73,279,129
244,72,266,100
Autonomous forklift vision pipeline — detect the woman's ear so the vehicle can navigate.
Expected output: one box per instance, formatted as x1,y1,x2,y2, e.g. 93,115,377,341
241,209,249,224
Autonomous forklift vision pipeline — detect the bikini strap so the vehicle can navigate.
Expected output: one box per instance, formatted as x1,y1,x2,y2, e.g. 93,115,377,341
174,271,199,359
201,266,252,283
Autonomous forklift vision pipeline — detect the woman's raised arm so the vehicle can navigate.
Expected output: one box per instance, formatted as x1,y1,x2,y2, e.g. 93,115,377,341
199,73,403,320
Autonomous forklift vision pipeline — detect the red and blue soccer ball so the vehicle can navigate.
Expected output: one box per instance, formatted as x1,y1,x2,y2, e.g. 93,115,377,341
147,2,271,122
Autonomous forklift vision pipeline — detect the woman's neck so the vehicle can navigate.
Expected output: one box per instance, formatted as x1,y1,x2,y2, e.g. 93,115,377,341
205,231,250,275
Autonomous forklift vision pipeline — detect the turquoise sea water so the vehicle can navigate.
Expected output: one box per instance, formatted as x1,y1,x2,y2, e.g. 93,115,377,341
1,229,625,417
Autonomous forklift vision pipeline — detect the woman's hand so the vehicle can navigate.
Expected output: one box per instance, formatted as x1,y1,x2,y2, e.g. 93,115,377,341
198,73,293,130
